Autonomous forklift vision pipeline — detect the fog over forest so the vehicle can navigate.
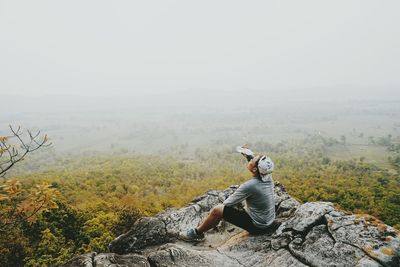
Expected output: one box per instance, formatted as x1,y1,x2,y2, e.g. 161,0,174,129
2,87,399,158
1,0,399,162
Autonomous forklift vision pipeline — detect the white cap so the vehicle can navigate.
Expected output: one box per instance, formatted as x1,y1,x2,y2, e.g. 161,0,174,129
258,156,274,182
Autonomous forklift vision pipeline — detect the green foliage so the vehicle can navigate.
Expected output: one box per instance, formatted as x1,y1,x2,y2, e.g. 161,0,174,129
376,135,392,146
0,226,31,267
0,180,59,267
80,211,119,252
389,156,400,169
22,201,89,253
25,228,73,267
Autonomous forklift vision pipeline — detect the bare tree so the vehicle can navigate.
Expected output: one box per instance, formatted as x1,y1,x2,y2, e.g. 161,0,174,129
0,125,52,178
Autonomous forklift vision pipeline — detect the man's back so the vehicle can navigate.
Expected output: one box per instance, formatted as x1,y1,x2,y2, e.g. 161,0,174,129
223,176,275,228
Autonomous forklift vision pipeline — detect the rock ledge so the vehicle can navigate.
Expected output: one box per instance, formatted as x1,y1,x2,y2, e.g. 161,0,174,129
63,183,400,267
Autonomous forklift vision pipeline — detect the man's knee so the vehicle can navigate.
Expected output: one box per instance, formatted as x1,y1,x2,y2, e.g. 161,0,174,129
210,204,224,218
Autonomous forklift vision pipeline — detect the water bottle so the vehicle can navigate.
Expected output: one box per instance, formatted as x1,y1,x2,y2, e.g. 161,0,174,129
236,146,254,162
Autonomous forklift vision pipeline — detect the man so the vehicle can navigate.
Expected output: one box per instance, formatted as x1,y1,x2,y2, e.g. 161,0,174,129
179,147,276,242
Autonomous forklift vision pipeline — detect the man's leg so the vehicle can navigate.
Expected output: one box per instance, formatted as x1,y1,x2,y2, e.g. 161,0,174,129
196,204,224,234
221,205,265,234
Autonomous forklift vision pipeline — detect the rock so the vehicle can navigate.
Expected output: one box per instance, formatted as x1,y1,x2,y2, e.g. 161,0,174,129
288,224,367,266
108,217,170,253
356,257,383,267
147,243,240,267
325,212,400,266
277,197,300,218
62,253,94,267
263,249,309,267
62,253,150,267
63,183,400,267
94,253,150,267
275,202,335,235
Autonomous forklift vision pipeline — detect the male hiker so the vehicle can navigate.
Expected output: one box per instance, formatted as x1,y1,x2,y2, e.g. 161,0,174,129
179,146,276,241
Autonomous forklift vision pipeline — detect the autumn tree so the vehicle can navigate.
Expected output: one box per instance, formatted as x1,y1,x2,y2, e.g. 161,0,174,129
0,125,57,229
0,126,58,266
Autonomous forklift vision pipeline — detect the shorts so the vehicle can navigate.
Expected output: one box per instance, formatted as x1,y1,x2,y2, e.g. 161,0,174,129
222,205,270,234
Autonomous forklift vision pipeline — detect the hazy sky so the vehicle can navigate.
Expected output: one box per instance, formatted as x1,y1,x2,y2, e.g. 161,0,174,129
1,0,399,96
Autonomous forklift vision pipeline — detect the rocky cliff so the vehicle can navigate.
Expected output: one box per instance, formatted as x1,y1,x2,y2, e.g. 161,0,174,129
63,183,400,267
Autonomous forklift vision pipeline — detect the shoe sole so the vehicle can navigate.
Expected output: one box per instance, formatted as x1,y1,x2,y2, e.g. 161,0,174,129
178,234,205,243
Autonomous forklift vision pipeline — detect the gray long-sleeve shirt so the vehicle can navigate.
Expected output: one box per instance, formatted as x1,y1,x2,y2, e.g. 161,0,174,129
223,176,275,228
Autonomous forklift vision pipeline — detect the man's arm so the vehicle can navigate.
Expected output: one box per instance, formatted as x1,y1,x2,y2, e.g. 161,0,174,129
243,154,254,162
223,183,251,206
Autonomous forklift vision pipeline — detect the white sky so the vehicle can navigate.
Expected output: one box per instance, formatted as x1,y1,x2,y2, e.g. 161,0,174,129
0,0,399,96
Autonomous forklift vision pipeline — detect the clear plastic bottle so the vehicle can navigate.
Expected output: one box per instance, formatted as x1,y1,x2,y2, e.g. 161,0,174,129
236,146,254,162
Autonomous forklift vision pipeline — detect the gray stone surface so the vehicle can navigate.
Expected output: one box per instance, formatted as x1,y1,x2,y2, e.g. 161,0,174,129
94,253,150,267
147,243,240,267
62,183,400,267
62,253,94,267
275,202,335,235
62,252,150,267
289,224,367,266
325,211,400,266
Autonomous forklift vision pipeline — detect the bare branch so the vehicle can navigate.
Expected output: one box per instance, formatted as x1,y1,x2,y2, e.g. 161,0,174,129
0,126,51,177
27,129,41,140
4,142,13,159
9,125,27,150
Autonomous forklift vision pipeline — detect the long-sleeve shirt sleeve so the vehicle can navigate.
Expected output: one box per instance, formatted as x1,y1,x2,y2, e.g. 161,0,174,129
223,182,251,206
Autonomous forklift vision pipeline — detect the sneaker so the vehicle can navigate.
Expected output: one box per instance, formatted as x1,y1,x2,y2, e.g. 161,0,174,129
179,228,205,242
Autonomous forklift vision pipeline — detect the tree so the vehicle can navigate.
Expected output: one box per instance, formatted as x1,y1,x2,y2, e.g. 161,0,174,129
24,228,73,267
0,125,51,178
0,126,58,266
0,126,56,232
0,180,59,232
